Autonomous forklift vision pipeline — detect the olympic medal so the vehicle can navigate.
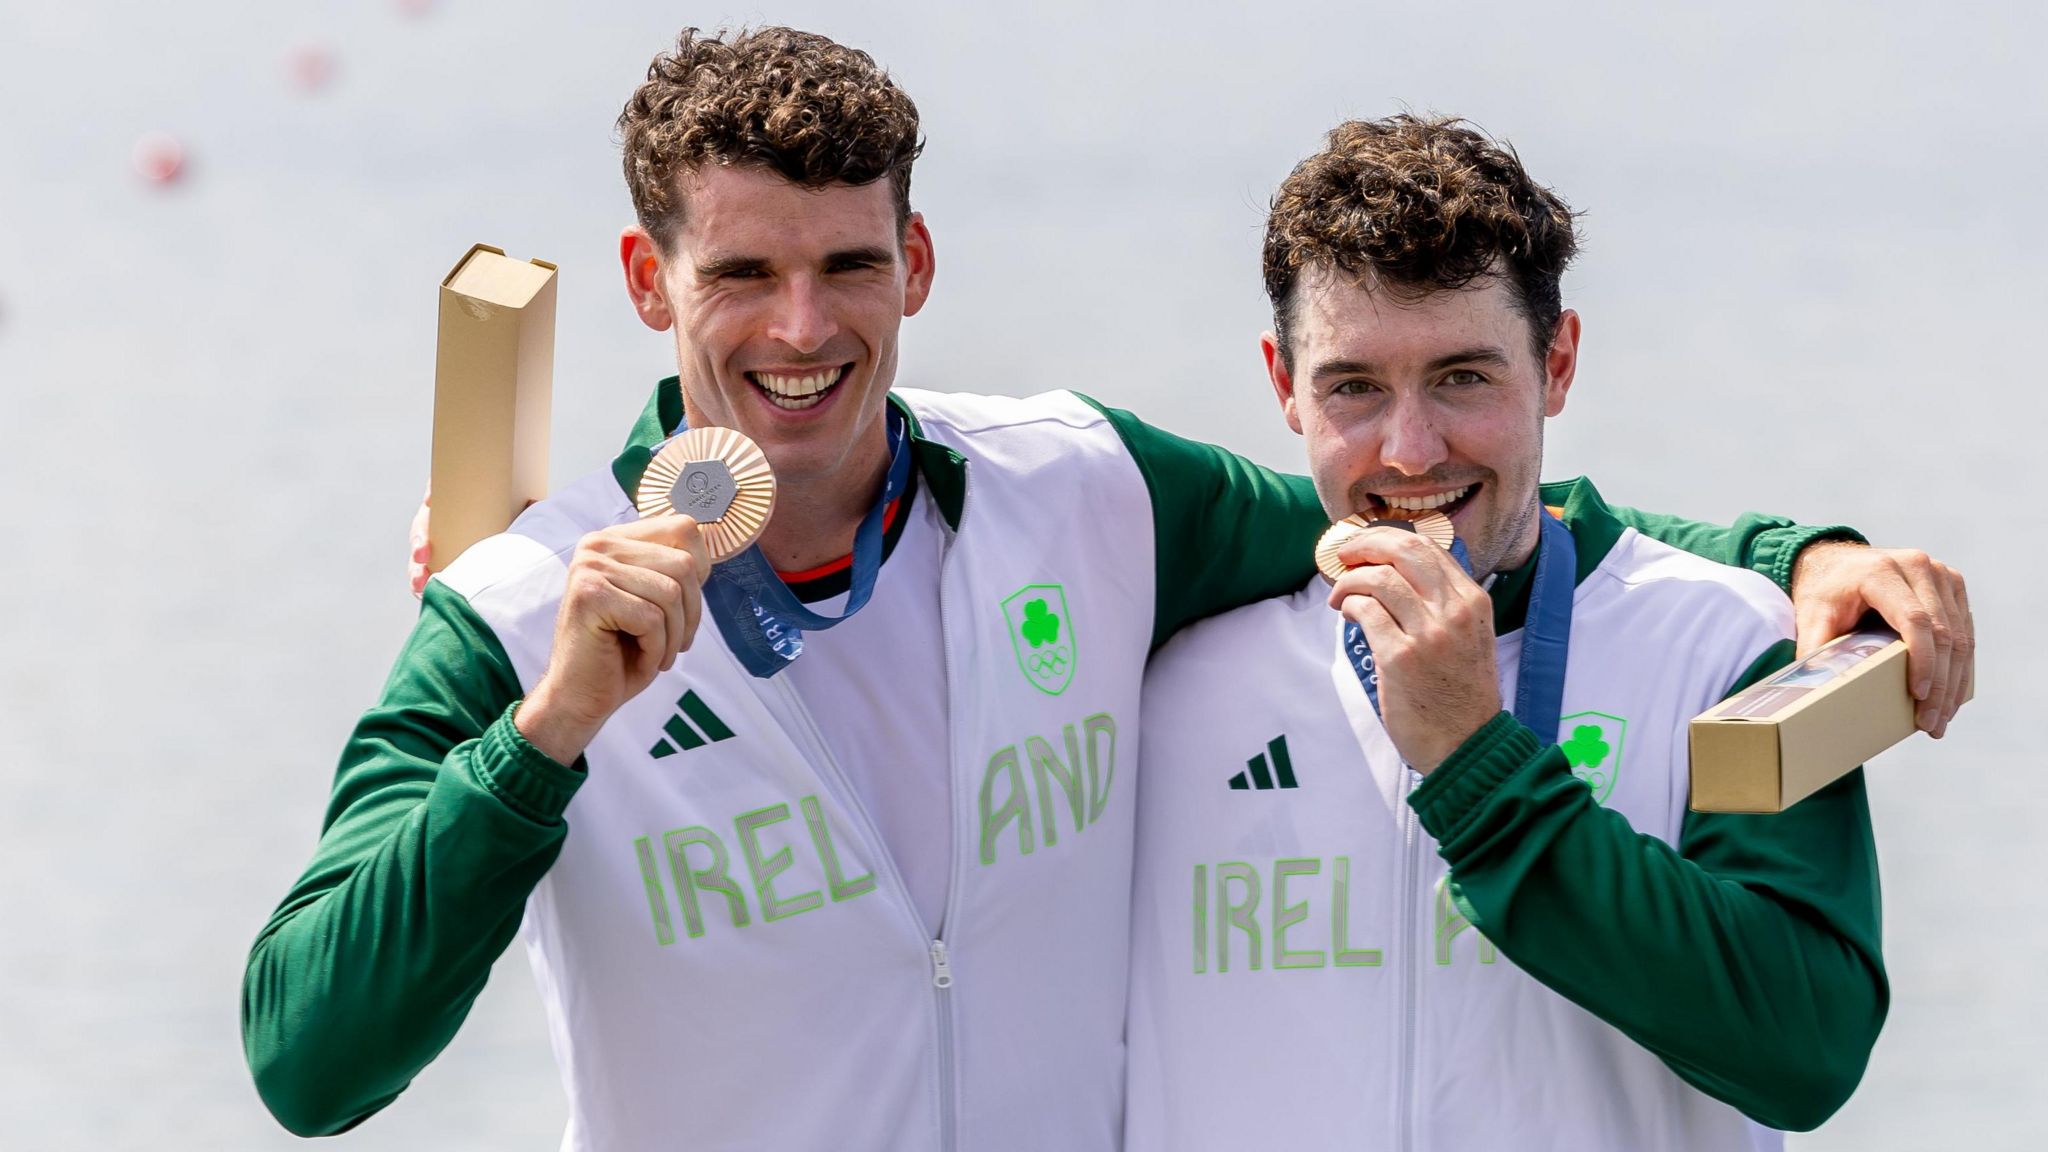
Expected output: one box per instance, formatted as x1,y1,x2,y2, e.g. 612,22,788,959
636,426,776,562
1314,509,1456,583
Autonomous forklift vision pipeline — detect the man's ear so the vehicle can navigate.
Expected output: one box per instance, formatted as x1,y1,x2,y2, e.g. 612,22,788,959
620,227,673,332
1263,331,1304,435
901,212,936,318
1543,309,1581,418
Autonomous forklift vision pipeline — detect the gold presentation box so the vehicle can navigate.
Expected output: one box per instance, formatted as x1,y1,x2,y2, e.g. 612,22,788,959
1689,627,1950,813
429,244,557,572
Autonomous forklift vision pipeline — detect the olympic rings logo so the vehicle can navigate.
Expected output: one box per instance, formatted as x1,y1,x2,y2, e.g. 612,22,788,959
1027,647,1071,677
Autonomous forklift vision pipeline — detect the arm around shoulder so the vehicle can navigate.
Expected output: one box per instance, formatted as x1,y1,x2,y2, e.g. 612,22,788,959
1078,396,1328,647
1603,499,1865,594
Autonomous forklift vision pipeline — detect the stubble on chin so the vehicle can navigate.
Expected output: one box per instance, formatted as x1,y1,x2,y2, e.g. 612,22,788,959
1466,495,1544,581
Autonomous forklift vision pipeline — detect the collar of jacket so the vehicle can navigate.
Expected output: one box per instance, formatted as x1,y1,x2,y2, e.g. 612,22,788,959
1486,476,1628,635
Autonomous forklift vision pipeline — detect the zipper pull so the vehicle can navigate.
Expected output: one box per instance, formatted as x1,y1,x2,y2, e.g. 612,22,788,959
929,940,955,989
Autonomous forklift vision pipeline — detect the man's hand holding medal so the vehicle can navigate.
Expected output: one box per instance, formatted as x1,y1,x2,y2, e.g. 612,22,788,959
1321,513,1503,773
514,427,773,767
517,514,714,766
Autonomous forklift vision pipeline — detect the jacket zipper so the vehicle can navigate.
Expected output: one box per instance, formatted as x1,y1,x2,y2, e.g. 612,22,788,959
930,938,957,1152
769,674,956,1151
766,458,974,1152
928,459,973,1152
1398,768,1422,1152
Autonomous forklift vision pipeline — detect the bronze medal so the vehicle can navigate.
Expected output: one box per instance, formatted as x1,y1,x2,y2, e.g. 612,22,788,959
1314,508,1456,583
635,426,777,562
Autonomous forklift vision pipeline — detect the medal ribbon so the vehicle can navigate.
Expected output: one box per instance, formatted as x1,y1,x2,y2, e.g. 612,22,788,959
1343,509,1578,745
667,404,912,678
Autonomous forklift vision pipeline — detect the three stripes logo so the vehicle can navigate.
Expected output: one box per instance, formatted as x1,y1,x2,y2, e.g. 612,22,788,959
1227,735,1298,791
648,690,736,759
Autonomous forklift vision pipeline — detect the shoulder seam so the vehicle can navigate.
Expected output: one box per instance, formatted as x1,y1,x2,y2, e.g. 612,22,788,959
439,475,629,602
895,388,1112,438
438,536,582,604
1584,530,1792,628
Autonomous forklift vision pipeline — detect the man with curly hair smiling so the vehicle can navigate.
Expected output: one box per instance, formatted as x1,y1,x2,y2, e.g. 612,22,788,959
244,30,1965,1150
1125,115,1889,1151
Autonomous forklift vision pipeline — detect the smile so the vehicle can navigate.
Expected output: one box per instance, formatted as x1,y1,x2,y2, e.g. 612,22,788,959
1371,484,1479,518
746,365,851,411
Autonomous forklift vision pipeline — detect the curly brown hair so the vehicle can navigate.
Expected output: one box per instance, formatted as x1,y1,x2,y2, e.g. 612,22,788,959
617,27,925,248
1263,114,1578,365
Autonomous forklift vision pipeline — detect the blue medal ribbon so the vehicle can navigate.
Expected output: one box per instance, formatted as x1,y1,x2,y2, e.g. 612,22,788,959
1343,510,1578,746
664,404,911,678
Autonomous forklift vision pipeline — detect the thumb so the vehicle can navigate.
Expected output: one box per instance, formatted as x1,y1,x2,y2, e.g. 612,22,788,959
627,513,714,574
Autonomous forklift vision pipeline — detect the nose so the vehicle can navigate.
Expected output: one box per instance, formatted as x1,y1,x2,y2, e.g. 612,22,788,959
1379,394,1448,477
765,274,838,356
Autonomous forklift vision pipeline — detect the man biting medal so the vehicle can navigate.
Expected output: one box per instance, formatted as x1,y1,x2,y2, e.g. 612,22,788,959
1125,114,1898,1151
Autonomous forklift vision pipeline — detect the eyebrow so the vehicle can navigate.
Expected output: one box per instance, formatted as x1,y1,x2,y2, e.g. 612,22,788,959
825,245,896,268
694,254,768,279
1310,345,1514,379
693,246,897,280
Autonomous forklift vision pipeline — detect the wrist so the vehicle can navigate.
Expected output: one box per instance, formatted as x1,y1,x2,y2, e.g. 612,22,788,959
1781,529,1868,597
479,703,588,822
1411,706,1499,775
515,682,604,768
1792,539,1851,585
1409,711,1540,846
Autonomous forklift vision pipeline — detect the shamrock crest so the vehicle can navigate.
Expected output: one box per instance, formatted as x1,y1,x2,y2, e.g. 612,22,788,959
1020,598,1061,648
1560,724,1611,770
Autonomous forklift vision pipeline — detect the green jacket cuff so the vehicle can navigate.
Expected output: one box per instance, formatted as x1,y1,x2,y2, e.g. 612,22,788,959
1410,711,1544,845
1753,524,1868,594
474,702,587,824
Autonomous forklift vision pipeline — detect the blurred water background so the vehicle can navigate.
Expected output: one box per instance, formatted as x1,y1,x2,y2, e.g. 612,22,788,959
1,0,2040,1147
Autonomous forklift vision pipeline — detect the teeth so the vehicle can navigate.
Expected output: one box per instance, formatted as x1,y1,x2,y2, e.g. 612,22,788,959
750,369,842,400
1381,485,1473,512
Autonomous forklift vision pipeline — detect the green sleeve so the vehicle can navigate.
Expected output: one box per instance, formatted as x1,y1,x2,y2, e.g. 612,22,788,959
1407,641,1886,1132
1078,397,1327,649
1603,503,1866,593
241,581,586,1136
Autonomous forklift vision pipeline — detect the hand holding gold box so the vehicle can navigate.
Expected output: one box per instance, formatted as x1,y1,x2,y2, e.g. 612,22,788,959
1688,627,1965,813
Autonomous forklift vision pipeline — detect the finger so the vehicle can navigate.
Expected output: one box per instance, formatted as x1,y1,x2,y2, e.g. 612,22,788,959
1936,566,1973,737
1887,556,1951,732
1910,559,1960,734
613,580,676,686
600,560,688,673
608,532,710,644
1339,593,1401,656
1328,562,1427,635
1946,602,1975,738
1335,527,1466,604
1860,559,1937,708
617,544,703,666
677,564,704,654
569,561,668,686
410,502,432,563
619,513,714,579
620,609,666,686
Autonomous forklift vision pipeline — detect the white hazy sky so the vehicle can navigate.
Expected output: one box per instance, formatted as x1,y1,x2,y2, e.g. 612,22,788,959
1,1,2041,1148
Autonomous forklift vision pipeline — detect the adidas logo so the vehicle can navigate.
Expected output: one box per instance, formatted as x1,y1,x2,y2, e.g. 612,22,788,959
1227,735,1298,790
649,690,736,758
